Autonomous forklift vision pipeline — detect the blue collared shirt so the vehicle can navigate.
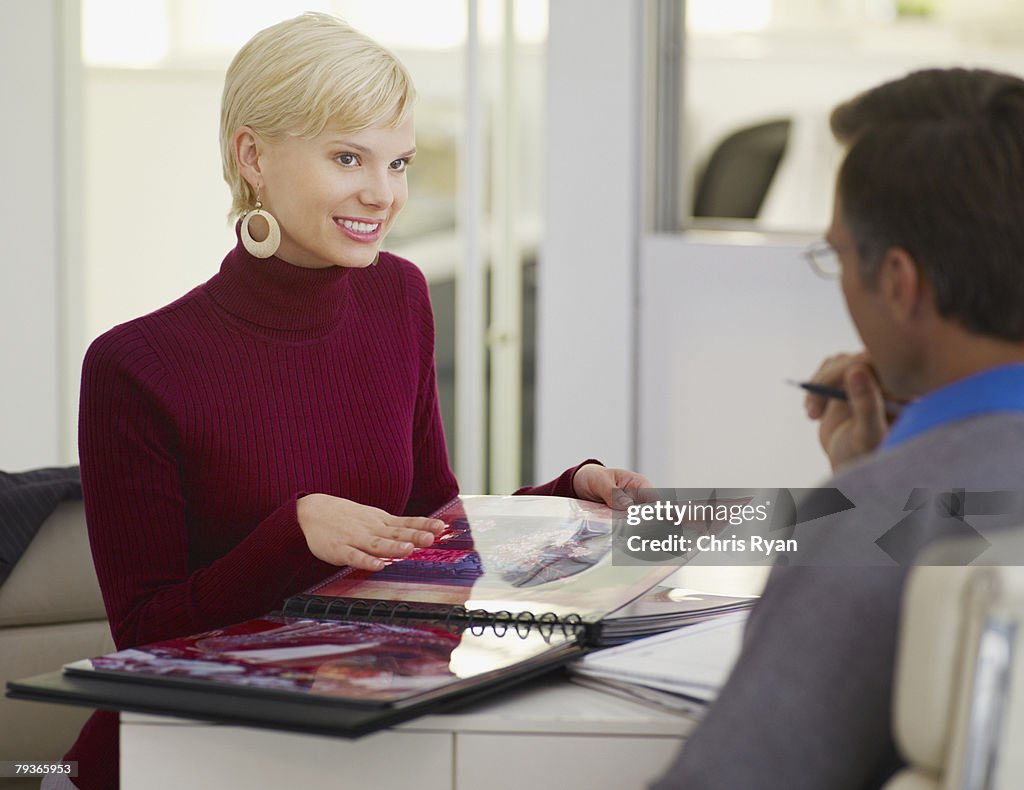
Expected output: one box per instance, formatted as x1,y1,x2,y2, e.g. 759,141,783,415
882,363,1024,449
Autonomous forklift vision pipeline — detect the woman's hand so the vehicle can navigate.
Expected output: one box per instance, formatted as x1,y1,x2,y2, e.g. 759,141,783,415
572,463,652,510
804,352,892,472
296,494,446,570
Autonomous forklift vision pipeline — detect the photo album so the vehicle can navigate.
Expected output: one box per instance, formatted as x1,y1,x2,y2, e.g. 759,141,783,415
8,496,752,736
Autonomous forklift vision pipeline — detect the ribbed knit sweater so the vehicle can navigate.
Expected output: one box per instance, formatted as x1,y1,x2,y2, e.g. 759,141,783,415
66,238,587,789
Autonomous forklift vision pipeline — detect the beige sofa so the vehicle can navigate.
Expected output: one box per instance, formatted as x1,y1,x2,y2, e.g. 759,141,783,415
0,501,114,787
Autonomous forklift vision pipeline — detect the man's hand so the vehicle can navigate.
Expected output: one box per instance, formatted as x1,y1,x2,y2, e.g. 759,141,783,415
805,352,891,472
572,463,652,510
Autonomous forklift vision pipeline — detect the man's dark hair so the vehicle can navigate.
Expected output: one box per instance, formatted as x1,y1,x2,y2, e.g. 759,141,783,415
831,67,1024,339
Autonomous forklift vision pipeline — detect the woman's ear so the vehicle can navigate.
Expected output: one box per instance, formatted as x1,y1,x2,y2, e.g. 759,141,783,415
234,127,262,188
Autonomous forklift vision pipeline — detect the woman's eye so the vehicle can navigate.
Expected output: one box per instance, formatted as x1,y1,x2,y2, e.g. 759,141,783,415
390,158,410,172
336,153,358,166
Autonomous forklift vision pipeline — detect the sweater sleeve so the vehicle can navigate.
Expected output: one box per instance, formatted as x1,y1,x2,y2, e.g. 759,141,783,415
398,263,460,517
514,458,602,498
79,326,326,649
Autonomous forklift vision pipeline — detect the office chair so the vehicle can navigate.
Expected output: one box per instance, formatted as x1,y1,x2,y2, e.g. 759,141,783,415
692,118,791,220
886,531,1024,789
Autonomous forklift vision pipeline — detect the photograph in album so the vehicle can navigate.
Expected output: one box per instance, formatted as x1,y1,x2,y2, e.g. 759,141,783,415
65,615,577,708
294,495,681,624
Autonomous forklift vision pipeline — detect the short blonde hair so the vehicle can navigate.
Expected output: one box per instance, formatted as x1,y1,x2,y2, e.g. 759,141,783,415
220,12,416,219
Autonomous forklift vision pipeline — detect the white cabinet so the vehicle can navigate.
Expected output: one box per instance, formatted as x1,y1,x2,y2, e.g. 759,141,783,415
455,733,683,790
120,679,694,790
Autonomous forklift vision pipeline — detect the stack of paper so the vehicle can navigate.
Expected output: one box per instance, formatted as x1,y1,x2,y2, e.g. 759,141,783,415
597,586,755,645
569,611,749,714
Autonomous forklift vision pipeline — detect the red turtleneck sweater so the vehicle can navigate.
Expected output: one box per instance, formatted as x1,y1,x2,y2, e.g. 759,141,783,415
67,240,588,789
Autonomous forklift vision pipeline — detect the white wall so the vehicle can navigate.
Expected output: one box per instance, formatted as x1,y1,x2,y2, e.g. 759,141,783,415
83,69,235,342
638,234,859,487
0,1,62,471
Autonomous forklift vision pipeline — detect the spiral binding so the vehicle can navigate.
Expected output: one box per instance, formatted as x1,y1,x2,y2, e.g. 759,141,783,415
279,595,589,641
286,595,417,625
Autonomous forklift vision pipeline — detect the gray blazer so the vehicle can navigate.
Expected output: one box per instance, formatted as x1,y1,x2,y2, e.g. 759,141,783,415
651,413,1024,789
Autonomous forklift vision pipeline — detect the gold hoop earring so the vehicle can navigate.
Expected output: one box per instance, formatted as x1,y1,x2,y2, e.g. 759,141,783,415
240,191,281,259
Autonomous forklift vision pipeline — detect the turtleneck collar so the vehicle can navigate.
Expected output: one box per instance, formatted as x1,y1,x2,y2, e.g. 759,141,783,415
206,228,354,337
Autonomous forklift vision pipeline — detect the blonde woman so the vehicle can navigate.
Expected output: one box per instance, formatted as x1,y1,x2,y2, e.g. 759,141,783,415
61,14,647,789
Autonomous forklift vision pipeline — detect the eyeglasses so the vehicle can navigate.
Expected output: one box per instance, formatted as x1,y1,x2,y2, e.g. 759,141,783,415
803,240,842,279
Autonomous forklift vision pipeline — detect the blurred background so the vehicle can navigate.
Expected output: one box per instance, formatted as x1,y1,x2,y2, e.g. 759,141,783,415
4,0,1024,492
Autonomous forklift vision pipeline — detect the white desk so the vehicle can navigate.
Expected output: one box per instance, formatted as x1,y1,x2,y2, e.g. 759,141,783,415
120,568,766,789
121,677,695,790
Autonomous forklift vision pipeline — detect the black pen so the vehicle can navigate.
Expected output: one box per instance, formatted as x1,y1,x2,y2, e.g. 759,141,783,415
787,380,904,417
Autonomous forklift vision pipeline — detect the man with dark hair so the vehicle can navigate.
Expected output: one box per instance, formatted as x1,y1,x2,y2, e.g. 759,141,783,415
652,68,1024,789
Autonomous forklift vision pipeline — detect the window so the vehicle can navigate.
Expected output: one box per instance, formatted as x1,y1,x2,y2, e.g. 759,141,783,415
670,0,1024,233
